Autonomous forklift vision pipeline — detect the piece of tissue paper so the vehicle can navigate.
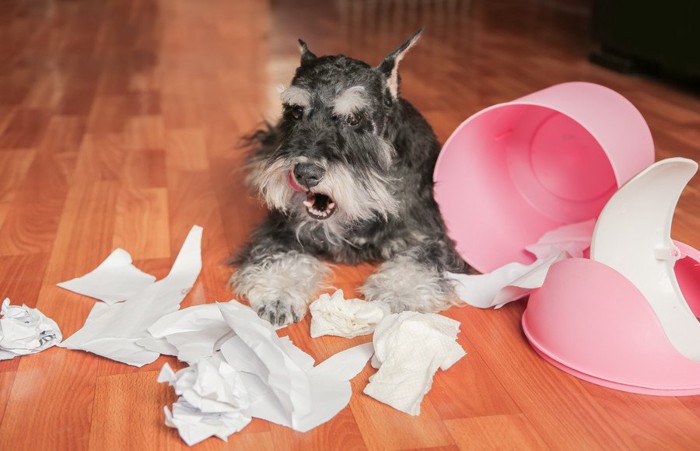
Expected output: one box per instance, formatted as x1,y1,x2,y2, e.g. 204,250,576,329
309,289,389,338
56,248,156,305
363,311,466,416
0,298,62,360
158,355,252,446
446,219,595,309
58,225,203,366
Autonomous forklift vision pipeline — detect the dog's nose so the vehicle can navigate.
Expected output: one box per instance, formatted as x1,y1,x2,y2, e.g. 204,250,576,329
293,163,325,188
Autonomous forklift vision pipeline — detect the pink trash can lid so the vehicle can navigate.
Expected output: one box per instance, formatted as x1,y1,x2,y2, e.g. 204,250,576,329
523,158,700,395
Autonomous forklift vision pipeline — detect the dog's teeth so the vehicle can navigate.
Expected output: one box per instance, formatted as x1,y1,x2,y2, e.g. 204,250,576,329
303,200,313,208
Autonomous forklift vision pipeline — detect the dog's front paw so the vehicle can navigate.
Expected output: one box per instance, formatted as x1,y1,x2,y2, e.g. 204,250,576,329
254,299,306,326
361,255,454,314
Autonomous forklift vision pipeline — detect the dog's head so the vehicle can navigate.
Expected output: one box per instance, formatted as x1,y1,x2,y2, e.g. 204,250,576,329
248,30,423,233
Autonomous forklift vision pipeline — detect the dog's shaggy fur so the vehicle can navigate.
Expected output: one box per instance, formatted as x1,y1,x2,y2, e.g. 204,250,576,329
230,30,468,325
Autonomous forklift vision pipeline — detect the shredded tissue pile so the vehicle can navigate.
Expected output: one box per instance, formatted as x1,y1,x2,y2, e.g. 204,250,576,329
47,224,468,446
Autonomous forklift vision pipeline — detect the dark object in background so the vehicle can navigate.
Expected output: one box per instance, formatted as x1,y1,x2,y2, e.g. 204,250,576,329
590,1,700,85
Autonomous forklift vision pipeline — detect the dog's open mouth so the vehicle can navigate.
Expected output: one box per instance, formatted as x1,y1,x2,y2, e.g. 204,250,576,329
303,192,336,220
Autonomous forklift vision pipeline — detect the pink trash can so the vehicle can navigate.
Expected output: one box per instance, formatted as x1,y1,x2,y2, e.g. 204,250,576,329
434,82,655,273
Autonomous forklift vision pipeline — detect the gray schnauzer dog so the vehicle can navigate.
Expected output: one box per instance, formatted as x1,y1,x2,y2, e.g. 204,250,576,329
230,30,468,326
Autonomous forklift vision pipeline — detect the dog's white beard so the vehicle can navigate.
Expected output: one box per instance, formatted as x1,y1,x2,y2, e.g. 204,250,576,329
248,157,296,213
249,156,399,227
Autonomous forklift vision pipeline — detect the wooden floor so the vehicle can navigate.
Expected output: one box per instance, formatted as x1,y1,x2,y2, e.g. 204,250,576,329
1,0,700,449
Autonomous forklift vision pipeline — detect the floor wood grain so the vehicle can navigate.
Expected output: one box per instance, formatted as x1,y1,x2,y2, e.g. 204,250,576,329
1,0,699,449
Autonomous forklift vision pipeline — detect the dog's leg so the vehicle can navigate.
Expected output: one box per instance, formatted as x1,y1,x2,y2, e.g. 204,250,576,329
360,252,457,314
230,230,330,326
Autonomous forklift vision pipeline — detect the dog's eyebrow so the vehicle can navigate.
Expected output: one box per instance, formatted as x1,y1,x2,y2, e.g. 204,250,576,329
280,86,311,107
333,86,369,116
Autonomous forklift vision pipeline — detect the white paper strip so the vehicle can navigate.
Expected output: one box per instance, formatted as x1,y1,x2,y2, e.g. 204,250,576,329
57,249,156,305
58,225,203,366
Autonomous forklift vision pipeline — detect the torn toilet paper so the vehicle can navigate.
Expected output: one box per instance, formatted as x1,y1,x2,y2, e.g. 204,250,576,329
56,248,156,305
0,298,62,360
159,355,251,446
58,225,203,366
309,289,389,338
447,219,595,308
363,311,466,416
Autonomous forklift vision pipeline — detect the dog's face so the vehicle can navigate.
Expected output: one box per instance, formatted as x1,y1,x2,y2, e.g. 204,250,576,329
248,31,422,233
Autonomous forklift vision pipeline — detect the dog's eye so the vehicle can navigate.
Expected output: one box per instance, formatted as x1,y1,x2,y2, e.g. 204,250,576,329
347,113,361,127
290,106,303,120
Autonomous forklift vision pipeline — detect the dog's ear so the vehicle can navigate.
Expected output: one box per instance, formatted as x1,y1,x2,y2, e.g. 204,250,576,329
298,39,317,65
378,29,422,99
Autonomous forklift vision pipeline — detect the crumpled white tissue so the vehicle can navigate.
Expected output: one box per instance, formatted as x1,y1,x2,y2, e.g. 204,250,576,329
58,225,203,366
217,301,374,432
56,248,156,305
363,311,466,416
446,219,595,308
0,298,62,360
309,289,389,338
159,355,251,446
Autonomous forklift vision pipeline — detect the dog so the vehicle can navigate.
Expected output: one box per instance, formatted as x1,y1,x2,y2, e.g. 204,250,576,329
230,30,468,326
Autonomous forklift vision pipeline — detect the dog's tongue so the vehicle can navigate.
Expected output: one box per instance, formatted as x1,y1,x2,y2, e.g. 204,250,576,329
288,170,306,192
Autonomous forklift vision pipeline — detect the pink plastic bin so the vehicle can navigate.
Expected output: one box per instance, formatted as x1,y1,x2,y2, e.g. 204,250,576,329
523,247,700,396
434,82,654,273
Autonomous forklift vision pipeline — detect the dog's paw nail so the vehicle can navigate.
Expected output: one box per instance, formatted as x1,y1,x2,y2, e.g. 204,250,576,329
277,313,287,326
291,311,300,323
